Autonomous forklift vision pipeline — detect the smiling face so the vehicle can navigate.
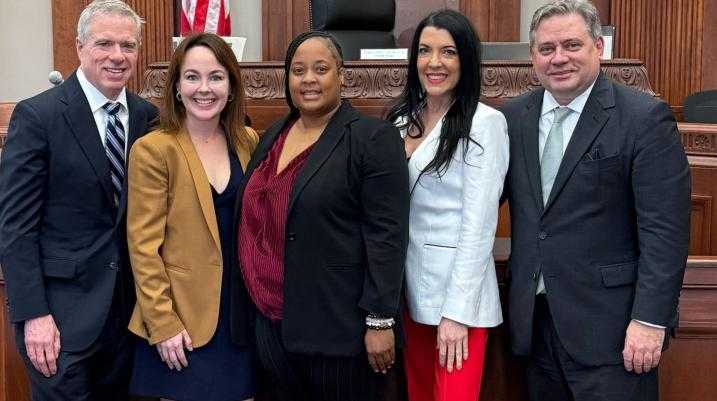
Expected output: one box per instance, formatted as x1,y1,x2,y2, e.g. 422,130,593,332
177,45,230,125
76,13,139,100
531,13,603,105
287,38,343,117
416,26,461,104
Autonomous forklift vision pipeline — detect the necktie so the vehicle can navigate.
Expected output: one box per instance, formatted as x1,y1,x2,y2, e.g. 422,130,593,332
536,106,571,295
540,107,571,205
103,102,126,206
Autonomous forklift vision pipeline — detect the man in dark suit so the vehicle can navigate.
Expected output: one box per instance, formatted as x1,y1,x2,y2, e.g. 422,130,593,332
501,1,690,400
0,1,157,399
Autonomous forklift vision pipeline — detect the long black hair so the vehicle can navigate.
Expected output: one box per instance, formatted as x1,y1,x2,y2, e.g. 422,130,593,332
386,9,483,175
283,30,344,118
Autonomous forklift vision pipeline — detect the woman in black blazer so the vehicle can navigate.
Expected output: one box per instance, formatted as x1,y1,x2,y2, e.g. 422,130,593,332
236,31,410,401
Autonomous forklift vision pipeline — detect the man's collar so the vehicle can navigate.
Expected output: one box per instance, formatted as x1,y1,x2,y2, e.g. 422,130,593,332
76,68,128,113
541,77,598,117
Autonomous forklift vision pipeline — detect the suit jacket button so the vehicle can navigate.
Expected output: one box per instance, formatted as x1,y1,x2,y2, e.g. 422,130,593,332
109,262,118,270
538,231,548,240
287,233,296,241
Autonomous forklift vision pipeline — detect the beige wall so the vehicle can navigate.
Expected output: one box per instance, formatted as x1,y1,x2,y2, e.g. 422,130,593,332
0,0,54,102
521,0,552,42
232,0,262,61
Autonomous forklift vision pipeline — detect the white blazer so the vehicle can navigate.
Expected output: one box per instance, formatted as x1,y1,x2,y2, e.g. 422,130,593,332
402,103,509,327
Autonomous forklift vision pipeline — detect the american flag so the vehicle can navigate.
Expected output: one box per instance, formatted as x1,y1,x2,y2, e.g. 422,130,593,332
180,0,232,36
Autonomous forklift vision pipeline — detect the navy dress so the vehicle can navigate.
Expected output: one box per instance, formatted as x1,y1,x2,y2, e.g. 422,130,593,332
130,152,255,401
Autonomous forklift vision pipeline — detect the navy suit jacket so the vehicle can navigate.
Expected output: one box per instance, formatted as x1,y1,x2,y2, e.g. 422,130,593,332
501,73,690,366
0,72,157,352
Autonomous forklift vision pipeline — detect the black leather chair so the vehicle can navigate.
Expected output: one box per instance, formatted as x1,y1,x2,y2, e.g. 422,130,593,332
310,0,396,60
684,90,717,123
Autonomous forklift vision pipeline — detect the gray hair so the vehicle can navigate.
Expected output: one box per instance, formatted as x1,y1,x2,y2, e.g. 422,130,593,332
77,0,144,44
529,0,602,47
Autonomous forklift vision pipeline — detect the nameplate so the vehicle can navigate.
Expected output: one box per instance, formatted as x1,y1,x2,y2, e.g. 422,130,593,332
360,48,409,60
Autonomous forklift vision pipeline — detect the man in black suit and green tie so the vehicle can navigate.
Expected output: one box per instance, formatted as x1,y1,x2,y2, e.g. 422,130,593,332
501,1,690,400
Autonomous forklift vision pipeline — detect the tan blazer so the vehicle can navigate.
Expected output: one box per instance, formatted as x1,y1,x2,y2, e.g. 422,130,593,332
127,127,258,346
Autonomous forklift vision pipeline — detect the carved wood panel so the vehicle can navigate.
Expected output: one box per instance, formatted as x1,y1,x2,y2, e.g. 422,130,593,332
51,0,174,94
610,0,717,117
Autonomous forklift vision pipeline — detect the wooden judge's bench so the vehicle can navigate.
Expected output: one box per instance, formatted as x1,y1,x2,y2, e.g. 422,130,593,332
1,60,716,401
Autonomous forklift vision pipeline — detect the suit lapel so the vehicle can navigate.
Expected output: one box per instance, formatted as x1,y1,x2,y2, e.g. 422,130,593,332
287,102,358,214
520,89,545,213
176,129,221,251
61,73,114,206
543,75,613,212
116,94,151,222
407,112,445,191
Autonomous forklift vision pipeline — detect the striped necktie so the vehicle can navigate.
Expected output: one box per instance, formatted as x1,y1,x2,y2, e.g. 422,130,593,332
103,102,126,206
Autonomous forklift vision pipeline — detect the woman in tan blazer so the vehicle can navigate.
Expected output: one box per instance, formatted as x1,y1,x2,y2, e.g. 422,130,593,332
126,33,258,401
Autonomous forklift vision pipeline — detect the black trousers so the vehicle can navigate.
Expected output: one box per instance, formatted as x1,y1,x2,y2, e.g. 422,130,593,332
17,301,133,401
527,295,658,401
254,313,380,401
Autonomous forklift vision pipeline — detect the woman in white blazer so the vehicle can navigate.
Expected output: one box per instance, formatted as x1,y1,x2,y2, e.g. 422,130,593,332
386,10,509,401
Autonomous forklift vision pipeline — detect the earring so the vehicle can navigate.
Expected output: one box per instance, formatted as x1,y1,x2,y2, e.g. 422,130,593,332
176,91,182,101
227,94,234,102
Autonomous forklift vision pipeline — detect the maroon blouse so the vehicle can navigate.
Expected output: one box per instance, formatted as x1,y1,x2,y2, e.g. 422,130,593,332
238,121,314,321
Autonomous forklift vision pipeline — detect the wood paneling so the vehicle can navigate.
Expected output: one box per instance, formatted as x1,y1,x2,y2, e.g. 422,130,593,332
129,0,174,94
51,0,85,81
682,123,717,255
703,0,717,90
592,0,611,23
0,280,30,401
461,0,520,42
261,0,310,61
610,0,717,117
262,0,520,61
51,0,173,94
0,103,14,150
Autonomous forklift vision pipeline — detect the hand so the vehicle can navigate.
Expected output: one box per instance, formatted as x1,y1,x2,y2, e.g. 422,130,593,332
24,314,61,377
365,329,395,374
622,320,665,373
437,317,468,373
156,329,193,371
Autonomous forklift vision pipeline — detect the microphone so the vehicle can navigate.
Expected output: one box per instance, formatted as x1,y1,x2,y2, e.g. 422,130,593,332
48,71,64,86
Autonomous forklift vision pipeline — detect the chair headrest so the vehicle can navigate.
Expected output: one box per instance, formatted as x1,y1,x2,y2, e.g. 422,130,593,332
684,90,717,123
311,0,396,31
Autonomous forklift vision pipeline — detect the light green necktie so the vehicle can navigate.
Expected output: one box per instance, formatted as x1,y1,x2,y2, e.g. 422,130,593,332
537,106,571,294
540,107,572,205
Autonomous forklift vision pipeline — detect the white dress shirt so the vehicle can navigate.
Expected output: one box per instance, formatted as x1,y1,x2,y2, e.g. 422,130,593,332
77,68,129,154
538,80,596,157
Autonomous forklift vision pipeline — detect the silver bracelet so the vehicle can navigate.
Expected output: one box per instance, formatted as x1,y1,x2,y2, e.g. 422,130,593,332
365,315,395,330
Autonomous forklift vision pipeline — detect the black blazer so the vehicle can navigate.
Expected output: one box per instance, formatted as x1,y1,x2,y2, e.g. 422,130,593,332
0,72,158,352
235,101,409,356
501,73,690,366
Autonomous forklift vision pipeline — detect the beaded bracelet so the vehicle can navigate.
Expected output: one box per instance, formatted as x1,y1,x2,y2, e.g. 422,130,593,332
366,314,395,330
